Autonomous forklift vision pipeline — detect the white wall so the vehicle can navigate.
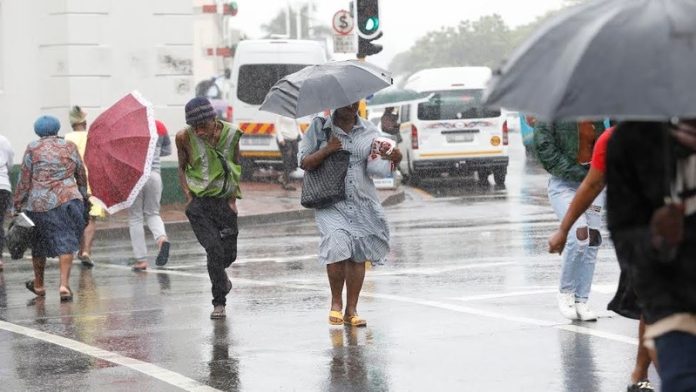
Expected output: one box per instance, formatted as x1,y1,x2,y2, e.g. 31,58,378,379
0,0,194,161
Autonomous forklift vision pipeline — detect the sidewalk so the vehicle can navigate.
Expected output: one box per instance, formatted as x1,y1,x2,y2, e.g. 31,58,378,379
95,181,405,238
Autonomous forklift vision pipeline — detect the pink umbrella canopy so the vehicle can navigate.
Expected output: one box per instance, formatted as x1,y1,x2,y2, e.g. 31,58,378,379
84,91,157,214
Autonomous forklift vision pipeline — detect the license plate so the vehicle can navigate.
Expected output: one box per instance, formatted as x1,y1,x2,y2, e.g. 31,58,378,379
241,136,272,146
446,134,474,143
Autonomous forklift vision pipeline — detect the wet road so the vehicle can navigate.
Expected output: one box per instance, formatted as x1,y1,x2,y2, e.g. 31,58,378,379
0,133,658,391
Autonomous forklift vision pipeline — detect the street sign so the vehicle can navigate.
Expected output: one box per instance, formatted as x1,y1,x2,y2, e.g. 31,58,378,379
333,34,356,53
332,10,354,36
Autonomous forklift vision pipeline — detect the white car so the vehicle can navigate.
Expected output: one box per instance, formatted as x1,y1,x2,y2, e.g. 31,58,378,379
396,67,510,185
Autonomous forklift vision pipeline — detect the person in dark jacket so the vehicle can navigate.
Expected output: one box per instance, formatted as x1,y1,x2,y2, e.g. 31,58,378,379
534,121,606,321
606,120,696,392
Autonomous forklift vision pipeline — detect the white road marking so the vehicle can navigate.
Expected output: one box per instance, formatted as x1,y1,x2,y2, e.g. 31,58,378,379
450,289,558,302
0,320,222,392
98,263,638,347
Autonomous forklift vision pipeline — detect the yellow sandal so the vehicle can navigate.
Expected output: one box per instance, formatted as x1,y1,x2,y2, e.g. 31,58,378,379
344,315,367,327
329,310,344,325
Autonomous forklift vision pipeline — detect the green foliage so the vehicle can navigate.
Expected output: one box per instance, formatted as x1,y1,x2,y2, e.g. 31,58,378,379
389,1,588,79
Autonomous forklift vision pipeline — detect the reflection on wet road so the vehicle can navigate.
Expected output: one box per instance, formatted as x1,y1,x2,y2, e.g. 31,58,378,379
0,134,658,391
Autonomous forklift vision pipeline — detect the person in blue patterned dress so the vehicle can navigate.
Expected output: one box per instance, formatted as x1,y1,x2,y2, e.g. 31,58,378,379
299,102,402,327
14,116,88,301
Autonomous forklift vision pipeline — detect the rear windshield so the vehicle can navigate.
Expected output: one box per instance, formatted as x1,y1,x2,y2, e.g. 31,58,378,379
417,89,501,120
237,64,309,105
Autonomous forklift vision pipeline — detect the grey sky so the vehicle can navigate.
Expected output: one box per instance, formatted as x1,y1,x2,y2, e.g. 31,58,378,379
233,0,567,67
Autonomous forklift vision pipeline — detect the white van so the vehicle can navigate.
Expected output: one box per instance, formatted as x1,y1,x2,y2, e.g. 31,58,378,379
398,67,509,185
229,39,328,176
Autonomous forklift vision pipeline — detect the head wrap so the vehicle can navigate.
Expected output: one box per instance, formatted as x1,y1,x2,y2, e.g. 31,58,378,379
185,97,216,127
69,105,87,126
34,115,61,137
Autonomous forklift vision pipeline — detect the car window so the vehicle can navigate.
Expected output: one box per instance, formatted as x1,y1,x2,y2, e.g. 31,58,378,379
417,89,501,120
237,64,310,105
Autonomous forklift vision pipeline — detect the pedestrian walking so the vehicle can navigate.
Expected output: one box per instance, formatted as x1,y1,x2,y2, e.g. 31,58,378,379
275,115,300,191
129,120,172,271
14,116,88,301
176,97,243,319
547,126,655,391
534,120,606,321
64,106,105,267
0,134,14,272
607,120,696,392
298,102,402,327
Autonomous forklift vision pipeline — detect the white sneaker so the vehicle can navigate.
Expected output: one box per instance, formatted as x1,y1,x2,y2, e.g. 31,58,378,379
557,292,579,320
575,302,598,321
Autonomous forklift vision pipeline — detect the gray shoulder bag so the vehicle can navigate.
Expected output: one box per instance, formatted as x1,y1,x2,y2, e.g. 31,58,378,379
300,117,351,209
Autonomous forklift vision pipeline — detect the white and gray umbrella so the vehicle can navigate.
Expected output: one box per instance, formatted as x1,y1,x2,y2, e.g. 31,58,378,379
484,0,696,121
259,60,392,119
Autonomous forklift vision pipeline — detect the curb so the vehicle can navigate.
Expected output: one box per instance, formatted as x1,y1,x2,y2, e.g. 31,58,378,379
94,189,406,241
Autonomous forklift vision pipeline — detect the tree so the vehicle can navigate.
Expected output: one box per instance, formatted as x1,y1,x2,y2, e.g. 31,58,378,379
388,2,587,79
389,15,514,78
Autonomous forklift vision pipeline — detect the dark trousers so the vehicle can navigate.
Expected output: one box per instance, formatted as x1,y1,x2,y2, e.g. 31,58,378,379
0,190,11,255
656,331,696,392
185,197,238,306
279,138,299,184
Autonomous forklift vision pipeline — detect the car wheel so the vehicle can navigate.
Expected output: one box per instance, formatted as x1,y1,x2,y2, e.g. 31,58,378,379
477,169,491,186
240,159,255,181
493,167,507,186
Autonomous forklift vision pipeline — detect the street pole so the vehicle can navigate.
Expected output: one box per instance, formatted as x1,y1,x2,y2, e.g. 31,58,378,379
286,1,292,37
296,3,302,39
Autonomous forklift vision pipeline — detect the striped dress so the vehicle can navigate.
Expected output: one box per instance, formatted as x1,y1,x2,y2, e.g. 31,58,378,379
298,116,393,265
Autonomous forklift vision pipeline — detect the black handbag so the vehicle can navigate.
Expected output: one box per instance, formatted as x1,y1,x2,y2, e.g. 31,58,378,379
300,117,351,209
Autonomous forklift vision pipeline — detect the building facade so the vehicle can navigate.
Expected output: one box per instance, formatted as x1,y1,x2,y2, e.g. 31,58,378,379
0,0,194,157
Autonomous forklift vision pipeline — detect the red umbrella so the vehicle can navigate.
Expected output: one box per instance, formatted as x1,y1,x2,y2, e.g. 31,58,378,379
84,91,157,214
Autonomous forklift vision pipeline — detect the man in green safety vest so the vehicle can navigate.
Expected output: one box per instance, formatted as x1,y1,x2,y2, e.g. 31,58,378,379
176,97,243,319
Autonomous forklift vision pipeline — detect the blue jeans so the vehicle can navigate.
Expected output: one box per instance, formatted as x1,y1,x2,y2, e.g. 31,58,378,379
655,331,696,392
547,176,605,303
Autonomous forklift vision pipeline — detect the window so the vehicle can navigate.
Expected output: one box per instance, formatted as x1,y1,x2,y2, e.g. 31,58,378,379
237,64,309,105
417,89,501,121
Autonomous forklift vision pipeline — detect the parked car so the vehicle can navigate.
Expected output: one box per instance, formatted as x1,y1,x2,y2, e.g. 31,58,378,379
396,67,510,185
229,39,328,178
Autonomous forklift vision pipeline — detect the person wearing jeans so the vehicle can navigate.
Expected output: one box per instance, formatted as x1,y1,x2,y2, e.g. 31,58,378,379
176,97,243,320
534,120,606,321
547,176,605,317
129,120,172,271
0,134,14,272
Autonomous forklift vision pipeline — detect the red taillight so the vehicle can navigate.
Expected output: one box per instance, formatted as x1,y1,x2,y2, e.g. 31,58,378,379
502,120,509,146
411,124,419,150
226,106,234,122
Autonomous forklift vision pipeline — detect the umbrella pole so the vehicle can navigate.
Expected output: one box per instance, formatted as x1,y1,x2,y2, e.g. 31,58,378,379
663,122,676,205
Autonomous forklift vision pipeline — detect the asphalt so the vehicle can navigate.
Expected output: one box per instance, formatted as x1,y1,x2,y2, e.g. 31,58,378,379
0,133,660,392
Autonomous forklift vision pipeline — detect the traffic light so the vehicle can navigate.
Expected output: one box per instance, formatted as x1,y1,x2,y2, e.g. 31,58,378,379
358,32,383,57
356,0,380,38
355,0,382,57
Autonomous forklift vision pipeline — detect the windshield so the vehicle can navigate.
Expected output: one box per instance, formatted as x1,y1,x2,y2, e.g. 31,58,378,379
237,64,310,105
417,89,501,120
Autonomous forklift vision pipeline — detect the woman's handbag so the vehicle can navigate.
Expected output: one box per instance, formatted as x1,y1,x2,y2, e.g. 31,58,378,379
7,213,35,260
300,117,351,209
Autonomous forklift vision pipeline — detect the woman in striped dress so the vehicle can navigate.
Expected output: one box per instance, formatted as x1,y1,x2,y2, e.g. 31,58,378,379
299,102,402,327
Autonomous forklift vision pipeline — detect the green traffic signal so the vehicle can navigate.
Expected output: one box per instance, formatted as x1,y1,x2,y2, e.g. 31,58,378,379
364,16,379,33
